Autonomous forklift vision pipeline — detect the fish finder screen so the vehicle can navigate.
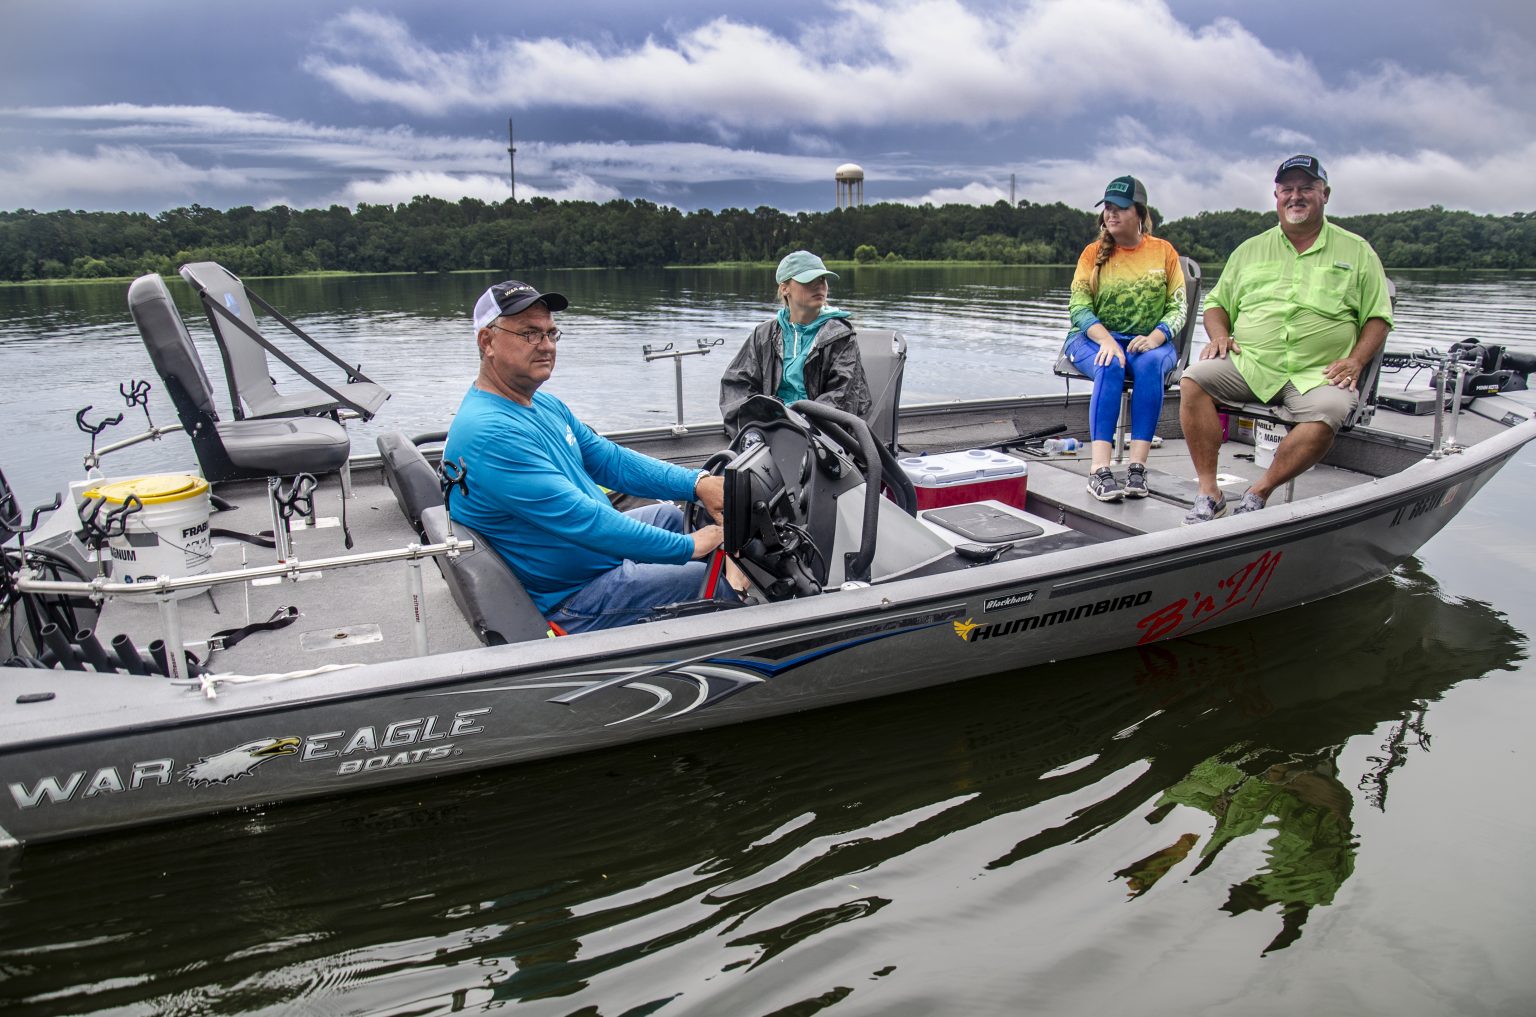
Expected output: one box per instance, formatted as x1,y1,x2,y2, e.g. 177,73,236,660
722,443,786,556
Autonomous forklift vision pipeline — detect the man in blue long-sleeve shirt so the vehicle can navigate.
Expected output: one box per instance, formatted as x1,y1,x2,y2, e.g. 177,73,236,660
444,280,734,632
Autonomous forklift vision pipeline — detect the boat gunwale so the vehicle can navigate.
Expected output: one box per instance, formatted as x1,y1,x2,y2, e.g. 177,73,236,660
3,413,1530,756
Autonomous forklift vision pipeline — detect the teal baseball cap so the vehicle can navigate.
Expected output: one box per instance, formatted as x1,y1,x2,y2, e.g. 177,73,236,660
1096,175,1148,209
776,251,839,285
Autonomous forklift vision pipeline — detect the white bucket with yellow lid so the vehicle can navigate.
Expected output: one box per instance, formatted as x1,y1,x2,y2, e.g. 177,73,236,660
81,474,213,597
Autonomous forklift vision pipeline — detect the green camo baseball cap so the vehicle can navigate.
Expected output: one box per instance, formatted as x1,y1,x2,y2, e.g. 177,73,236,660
776,251,839,285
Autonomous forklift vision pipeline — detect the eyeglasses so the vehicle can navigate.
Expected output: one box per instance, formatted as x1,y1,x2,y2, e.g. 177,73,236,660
492,325,562,346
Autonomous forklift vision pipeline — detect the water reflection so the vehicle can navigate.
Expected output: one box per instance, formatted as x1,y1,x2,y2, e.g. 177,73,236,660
0,560,1520,1013
982,559,1521,957
1135,752,1356,954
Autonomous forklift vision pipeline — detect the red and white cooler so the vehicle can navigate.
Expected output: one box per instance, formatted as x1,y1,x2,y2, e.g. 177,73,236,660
898,449,1028,511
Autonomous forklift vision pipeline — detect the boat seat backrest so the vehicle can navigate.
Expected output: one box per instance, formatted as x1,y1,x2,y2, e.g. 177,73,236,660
178,260,390,423
856,329,907,450
376,431,444,538
1170,256,1202,374
178,261,281,417
419,505,551,645
127,273,221,421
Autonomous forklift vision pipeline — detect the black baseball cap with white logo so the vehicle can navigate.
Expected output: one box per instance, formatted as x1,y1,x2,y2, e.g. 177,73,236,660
1275,154,1327,184
473,280,569,332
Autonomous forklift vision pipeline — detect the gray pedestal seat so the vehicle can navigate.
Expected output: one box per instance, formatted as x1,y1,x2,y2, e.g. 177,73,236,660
127,273,351,483
418,505,551,645
855,329,907,451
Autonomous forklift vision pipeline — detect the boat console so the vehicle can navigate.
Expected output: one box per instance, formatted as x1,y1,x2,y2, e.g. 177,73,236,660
722,398,860,599
718,396,1023,602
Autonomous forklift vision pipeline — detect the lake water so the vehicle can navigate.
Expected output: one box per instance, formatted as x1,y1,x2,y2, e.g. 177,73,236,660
2,268,1535,1015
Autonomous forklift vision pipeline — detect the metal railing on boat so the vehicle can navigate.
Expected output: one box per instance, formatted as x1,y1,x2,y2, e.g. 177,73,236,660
16,536,474,695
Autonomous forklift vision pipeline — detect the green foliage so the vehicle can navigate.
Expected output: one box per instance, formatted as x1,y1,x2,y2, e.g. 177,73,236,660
2,198,1534,282
937,234,1055,264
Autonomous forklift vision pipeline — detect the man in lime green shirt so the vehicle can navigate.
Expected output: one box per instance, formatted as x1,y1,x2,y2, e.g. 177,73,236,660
1179,155,1393,523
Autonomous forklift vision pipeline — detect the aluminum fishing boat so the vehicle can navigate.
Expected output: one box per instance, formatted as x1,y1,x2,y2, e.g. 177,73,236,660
1,270,1532,847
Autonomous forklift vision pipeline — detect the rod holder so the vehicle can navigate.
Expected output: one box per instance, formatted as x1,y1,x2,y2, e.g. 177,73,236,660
112,632,150,675
74,628,117,673
640,338,723,430
42,623,82,671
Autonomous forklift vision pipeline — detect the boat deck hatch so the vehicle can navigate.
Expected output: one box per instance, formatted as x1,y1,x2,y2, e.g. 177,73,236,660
921,504,1046,543
299,624,385,651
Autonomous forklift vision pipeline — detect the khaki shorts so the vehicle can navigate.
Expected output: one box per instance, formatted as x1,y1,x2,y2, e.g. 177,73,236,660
1182,357,1356,431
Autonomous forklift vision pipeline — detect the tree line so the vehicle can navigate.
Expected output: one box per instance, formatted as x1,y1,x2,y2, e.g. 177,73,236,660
2,196,1533,282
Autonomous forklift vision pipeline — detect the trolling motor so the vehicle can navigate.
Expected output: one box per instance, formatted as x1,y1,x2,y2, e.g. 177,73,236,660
1380,339,1536,416
1446,340,1536,398
1,467,150,674
1,475,170,676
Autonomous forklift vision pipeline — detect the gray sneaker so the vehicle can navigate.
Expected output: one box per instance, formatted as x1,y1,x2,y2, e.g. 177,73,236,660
1124,463,1149,499
1231,490,1267,515
1087,467,1124,502
1182,493,1227,525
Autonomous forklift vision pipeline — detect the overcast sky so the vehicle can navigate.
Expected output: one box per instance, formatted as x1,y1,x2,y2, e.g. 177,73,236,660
2,0,1533,220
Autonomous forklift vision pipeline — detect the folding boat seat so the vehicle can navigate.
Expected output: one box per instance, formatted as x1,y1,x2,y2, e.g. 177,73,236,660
418,506,551,645
127,273,351,485
177,261,390,422
376,431,444,539
1054,256,1203,460
855,329,907,451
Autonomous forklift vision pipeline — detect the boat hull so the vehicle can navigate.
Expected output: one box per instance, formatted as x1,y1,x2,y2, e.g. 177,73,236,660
1,421,1524,846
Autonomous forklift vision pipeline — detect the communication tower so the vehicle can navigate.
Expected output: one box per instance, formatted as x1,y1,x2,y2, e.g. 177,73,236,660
507,118,517,202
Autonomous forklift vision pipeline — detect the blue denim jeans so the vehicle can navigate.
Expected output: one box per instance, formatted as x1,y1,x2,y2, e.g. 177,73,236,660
1067,331,1178,443
546,503,737,633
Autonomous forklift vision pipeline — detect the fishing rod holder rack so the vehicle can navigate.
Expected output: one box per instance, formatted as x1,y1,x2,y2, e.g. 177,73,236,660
1398,347,1480,457
16,534,475,697
641,338,724,433
76,379,184,473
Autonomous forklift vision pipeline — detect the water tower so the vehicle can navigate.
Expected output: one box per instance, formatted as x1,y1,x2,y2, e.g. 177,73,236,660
835,163,865,209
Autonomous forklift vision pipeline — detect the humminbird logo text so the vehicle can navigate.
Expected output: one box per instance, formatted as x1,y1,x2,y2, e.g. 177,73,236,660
954,590,1153,641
